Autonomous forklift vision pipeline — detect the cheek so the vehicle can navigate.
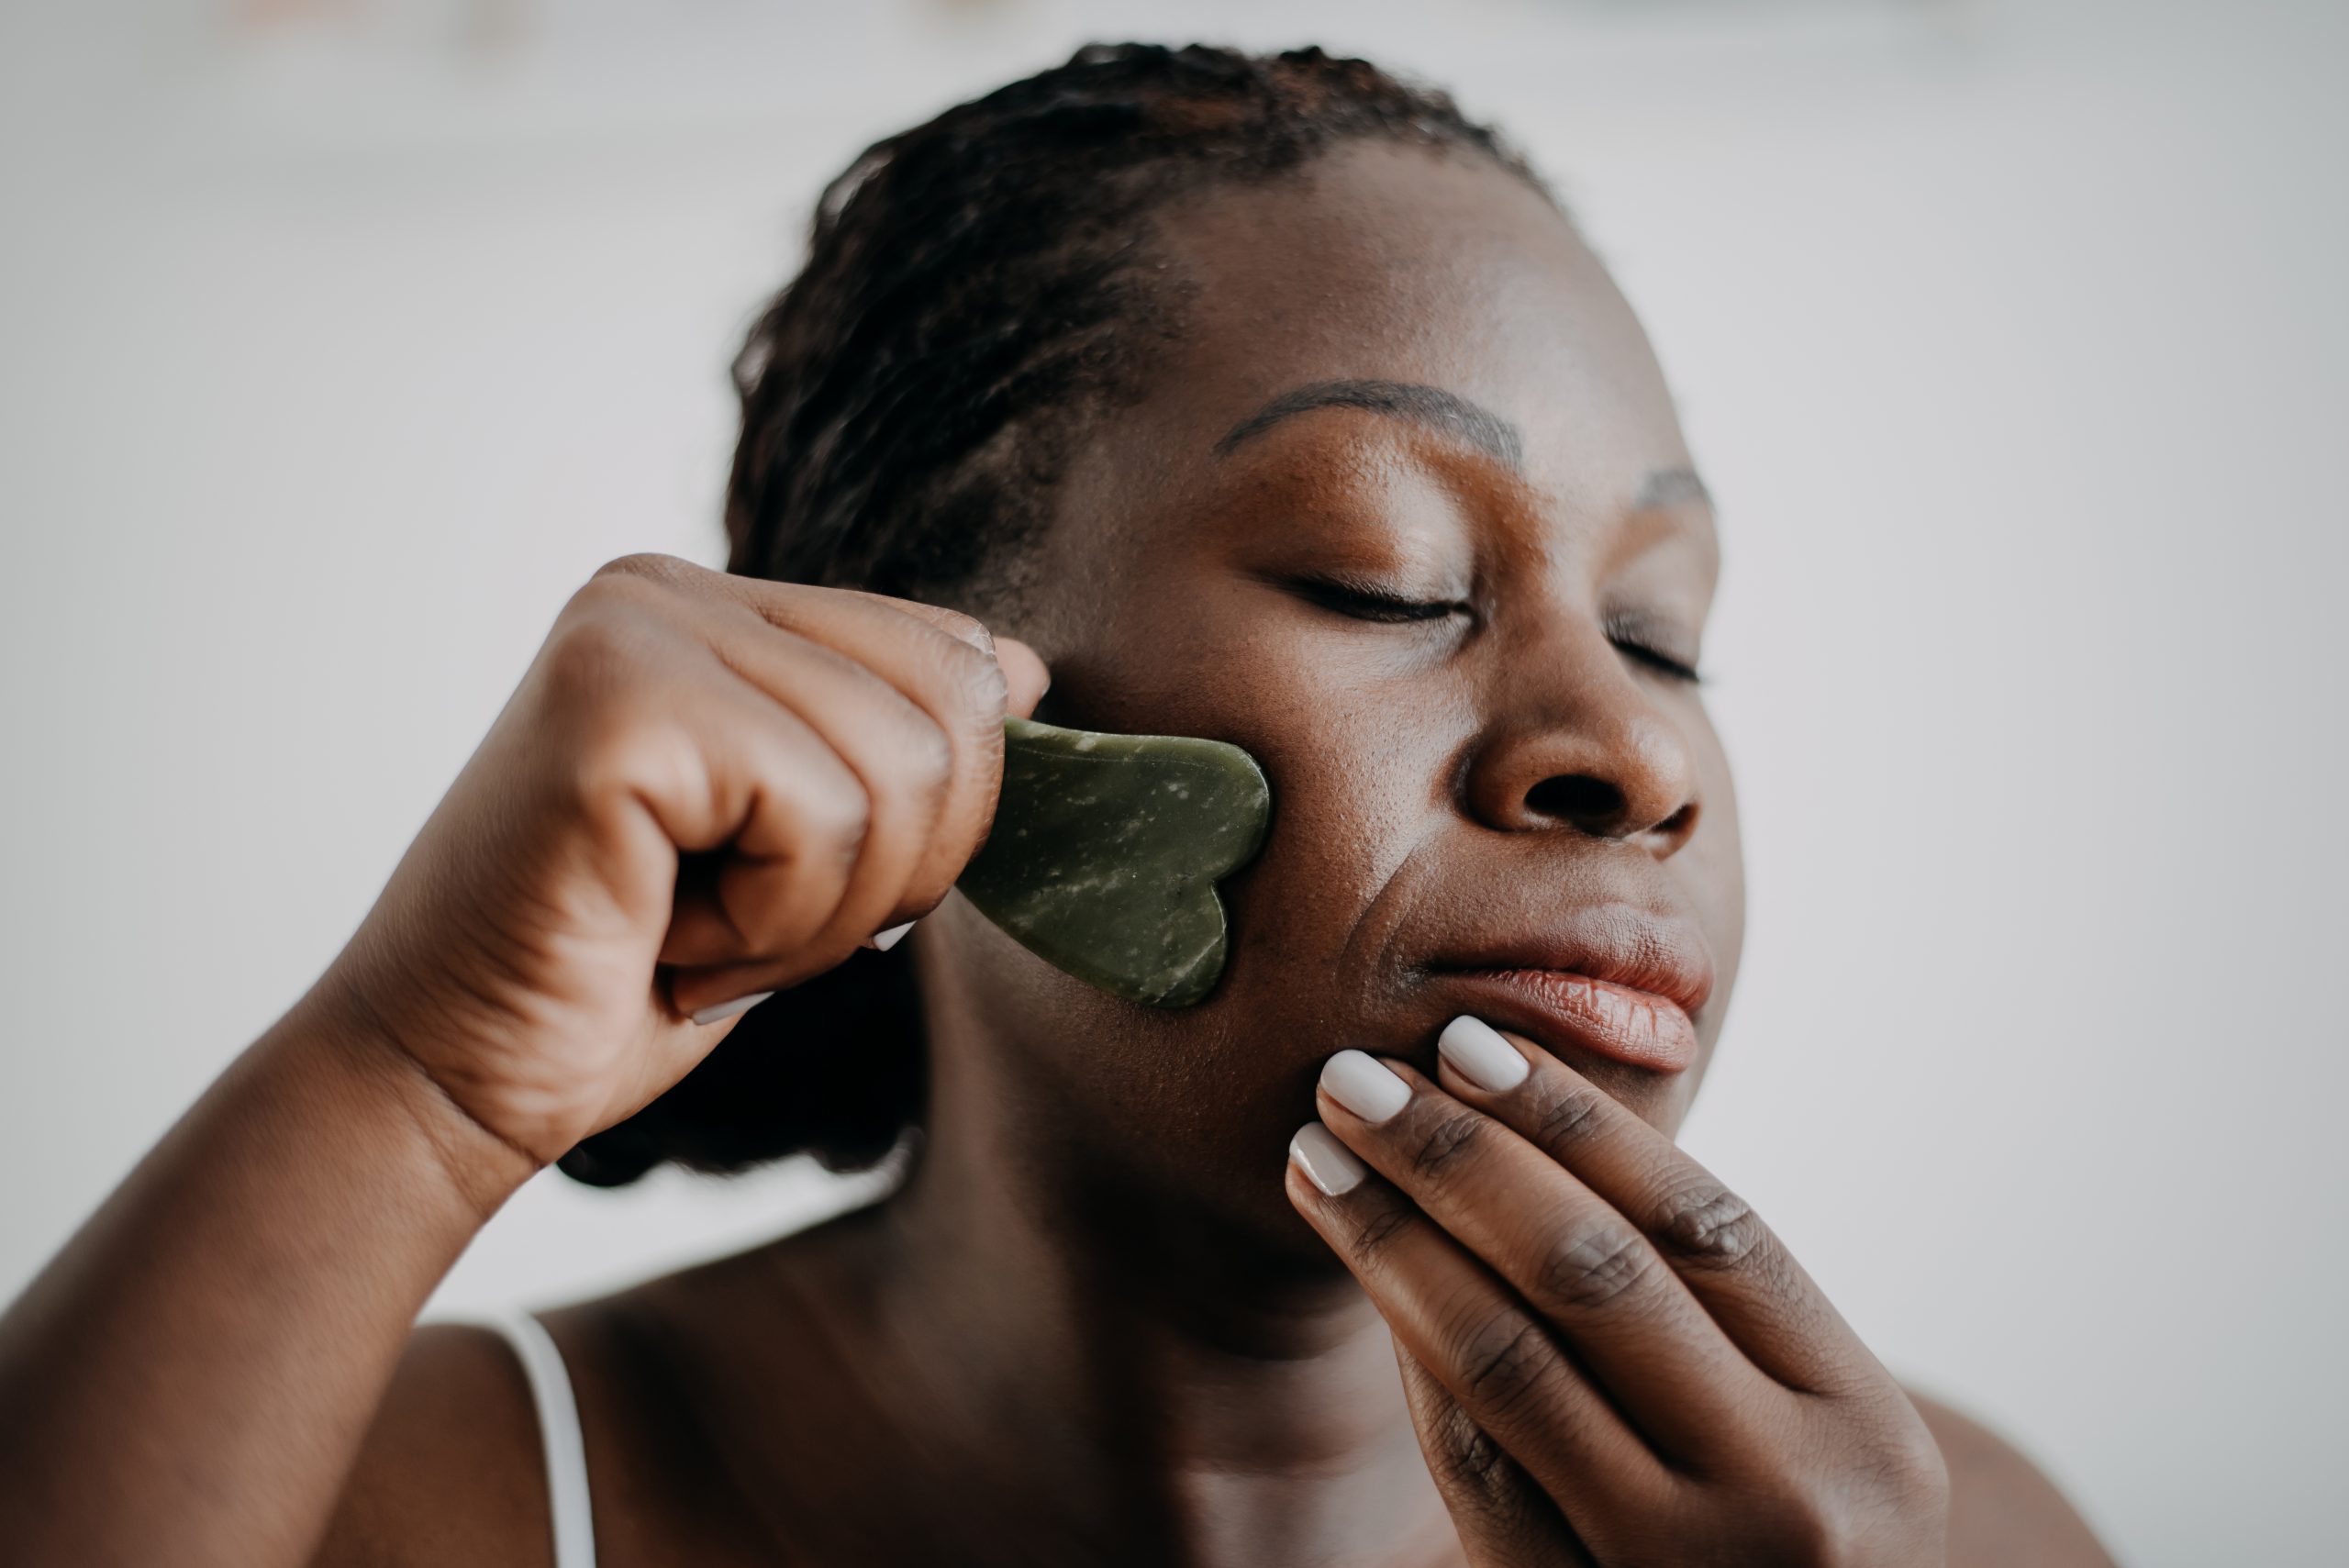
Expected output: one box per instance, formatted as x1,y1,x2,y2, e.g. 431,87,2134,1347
1211,710,1447,1039
1670,711,1745,1106
1076,593,1470,1000
1689,718,1745,990
951,593,1465,1162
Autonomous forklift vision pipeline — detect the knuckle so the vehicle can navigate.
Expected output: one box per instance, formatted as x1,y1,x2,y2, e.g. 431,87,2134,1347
1431,1402,1518,1496
1753,1440,1950,1567
906,714,956,791
941,636,1008,713
1452,1316,1557,1426
591,550,688,588
871,699,955,806
544,593,681,705
1780,1493,1884,1568
1757,1490,1850,1563
1873,1419,1954,1510
540,619,632,705
545,579,670,669
800,777,872,866
1345,1202,1418,1273
1535,1218,1658,1314
926,604,992,651
1406,1109,1488,1184
540,639,666,760
1526,1078,1609,1157
1652,1180,1767,1271
570,705,691,808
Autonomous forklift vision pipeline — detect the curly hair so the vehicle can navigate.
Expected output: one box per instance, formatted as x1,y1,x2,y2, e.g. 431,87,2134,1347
557,41,1542,1187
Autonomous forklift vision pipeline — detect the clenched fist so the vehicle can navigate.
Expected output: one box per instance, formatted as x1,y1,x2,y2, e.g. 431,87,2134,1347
312,554,1048,1166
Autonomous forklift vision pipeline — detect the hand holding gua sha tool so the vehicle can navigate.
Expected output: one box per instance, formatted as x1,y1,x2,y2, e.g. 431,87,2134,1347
953,716,1273,1007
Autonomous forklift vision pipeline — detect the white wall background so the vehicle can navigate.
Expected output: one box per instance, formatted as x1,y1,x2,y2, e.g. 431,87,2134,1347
3,2,2342,1562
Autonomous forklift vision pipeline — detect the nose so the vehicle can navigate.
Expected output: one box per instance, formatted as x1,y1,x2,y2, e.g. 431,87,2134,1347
1462,631,1700,856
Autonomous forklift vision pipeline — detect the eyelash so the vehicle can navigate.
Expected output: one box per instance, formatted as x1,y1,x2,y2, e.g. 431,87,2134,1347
1609,638,1704,684
1291,577,1466,624
1295,577,1704,684
1604,613,1704,684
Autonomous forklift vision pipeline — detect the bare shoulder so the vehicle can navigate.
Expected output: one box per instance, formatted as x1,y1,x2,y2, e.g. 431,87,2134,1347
300,1218,867,1568
1909,1388,2119,1568
309,1321,550,1568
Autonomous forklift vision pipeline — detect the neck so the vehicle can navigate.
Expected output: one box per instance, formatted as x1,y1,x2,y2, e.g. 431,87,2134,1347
828,1020,1458,1568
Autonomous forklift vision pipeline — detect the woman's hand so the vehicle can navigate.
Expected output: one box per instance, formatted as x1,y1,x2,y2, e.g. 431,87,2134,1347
314,552,1049,1169
1286,1018,1950,1566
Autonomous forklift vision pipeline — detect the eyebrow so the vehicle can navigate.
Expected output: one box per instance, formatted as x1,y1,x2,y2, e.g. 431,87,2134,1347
1214,379,1525,471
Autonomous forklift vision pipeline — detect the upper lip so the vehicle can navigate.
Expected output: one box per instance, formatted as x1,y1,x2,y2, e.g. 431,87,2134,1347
1422,906,1715,1016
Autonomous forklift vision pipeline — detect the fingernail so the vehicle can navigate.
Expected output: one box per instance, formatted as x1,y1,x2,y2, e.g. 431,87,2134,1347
1319,1050,1412,1124
870,920,916,952
1289,1122,1366,1196
691,991,774,1027
1438,1015,1529,1092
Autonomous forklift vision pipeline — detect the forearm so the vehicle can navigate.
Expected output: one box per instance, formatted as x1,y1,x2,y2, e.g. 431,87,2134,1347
0,994,538,1568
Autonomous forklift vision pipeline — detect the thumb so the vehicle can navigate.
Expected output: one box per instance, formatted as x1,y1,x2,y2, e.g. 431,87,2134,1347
994,637,1052,719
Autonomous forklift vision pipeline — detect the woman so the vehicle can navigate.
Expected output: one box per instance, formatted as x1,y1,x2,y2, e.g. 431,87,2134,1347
0,43,2115,1568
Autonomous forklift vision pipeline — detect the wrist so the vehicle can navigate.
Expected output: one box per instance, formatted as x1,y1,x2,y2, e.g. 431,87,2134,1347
265,981,544,1223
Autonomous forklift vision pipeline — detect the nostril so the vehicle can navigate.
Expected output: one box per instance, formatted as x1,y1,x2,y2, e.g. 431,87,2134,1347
1652,799,1698,842
1525,773,1625,829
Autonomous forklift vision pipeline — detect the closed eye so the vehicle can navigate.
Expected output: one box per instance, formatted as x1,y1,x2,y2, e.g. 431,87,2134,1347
1286,574,1468,625
1612,640,1703,682
1604,611,1704,683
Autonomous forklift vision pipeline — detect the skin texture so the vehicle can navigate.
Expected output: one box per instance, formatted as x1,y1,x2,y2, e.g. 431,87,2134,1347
0,142,2117,1567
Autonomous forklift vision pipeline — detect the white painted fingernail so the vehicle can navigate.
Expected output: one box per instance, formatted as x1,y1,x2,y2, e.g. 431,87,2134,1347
1289,1122,1366,1196
691,991,773,1027
870,920,916,952
1319,1050,1412,1124
1439,1015,1529,1092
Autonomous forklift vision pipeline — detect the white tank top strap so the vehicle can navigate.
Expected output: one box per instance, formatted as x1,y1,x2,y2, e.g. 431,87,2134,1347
479,1310,598,1568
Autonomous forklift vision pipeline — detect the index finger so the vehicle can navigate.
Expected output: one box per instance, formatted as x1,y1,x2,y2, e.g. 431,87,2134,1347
829,588,1052,717
658,562,1039,917
1432,1016,1874,1396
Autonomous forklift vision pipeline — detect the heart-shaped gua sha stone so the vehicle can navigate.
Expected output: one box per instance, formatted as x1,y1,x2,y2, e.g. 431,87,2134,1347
955,716,1272,1007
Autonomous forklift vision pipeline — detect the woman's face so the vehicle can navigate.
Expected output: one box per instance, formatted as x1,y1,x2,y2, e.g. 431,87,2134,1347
925,141,1743,1250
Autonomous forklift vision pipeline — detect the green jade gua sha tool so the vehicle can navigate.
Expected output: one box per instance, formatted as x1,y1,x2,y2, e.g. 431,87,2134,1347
953,716,1272,1007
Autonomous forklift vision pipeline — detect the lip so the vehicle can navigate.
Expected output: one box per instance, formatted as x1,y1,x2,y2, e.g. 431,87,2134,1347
1422,913,1713,1075
1433,970,1699,1073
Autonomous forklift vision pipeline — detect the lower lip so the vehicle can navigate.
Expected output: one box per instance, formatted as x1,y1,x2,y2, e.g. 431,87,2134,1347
1438,970,1699,1073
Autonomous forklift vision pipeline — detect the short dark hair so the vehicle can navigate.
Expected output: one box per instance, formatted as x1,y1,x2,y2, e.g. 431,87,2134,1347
558,40,1538,1187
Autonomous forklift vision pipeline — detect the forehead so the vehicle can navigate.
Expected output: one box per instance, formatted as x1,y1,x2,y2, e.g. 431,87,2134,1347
1094,139,1695,520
